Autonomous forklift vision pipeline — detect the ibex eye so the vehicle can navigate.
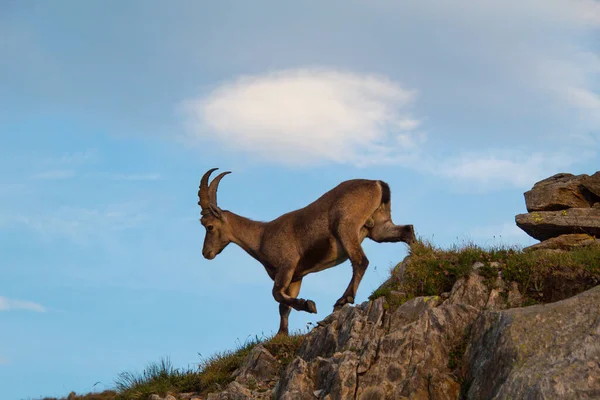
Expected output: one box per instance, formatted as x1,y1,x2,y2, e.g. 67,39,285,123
207,225,214,231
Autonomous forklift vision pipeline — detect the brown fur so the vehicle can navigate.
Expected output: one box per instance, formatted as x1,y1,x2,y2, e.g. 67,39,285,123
199,169,416,335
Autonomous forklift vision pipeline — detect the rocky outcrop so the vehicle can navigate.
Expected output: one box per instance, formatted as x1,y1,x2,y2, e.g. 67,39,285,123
270,264,530,400
463,285,600,399
523,173,592,211
515,207,600,241
516,171,600,248
273,297,479,400
272,273,599,400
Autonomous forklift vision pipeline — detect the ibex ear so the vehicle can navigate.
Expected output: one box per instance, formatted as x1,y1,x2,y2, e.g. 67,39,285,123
209,204,223,219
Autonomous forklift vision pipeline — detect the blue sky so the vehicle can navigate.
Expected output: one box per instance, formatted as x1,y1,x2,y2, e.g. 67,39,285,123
1,1,598,399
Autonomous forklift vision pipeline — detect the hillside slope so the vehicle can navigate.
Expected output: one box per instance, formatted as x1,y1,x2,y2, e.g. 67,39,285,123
53,240,600,400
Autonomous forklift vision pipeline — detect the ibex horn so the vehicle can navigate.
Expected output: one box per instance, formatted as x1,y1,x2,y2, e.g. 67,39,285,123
198,167,218,210
207,171,231,217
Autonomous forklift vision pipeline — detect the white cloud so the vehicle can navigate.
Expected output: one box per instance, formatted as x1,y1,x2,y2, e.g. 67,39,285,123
0,296,46,312
181,68,421,166
31,169,74,180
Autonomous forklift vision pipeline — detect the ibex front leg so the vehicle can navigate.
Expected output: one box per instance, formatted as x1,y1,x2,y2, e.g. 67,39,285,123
334,229,369,311
272,268,317,316
277,279,303,336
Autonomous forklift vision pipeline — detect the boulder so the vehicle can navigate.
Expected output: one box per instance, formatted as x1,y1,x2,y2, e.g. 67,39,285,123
232,344,278,384
515,208,600,241
524,233,599,252
463,285,600,399
582,171,600,203
524,173,591,212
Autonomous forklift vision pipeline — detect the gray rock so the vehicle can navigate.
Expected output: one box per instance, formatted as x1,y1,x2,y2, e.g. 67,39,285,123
582,171,600,201
207,381,254,400
524,233,598,252
232,344,278,383
273,357,314,400
506,282,523,308
448,273,490,309
356,303,479,399
298,297,386,365
515,207,600,241
385,295,442,333
472,261,485,271
524,173,591,212
313,352,359,399
464,284,600,399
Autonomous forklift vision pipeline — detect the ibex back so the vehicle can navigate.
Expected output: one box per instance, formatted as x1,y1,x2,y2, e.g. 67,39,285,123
198,168,416,336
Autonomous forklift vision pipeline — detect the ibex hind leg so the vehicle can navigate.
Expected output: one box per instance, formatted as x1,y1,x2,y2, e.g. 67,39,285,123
333,228,369,311
369,221,416,244
272,268,317,316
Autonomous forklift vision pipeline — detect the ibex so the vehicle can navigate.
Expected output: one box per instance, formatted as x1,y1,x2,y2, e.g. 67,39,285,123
198,168,416,336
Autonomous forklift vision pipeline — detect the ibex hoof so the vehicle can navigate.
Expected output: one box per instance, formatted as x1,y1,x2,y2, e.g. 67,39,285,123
306,300,317,314
333,297,349,312
346,295,355,304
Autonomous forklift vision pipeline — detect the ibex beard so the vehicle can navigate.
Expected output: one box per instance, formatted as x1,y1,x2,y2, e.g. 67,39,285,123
198,168,416,336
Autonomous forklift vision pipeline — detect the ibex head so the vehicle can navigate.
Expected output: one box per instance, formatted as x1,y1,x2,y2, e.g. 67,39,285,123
198,168,232,260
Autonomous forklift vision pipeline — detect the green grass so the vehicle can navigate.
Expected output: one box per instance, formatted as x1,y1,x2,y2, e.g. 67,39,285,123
370,238,600,306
